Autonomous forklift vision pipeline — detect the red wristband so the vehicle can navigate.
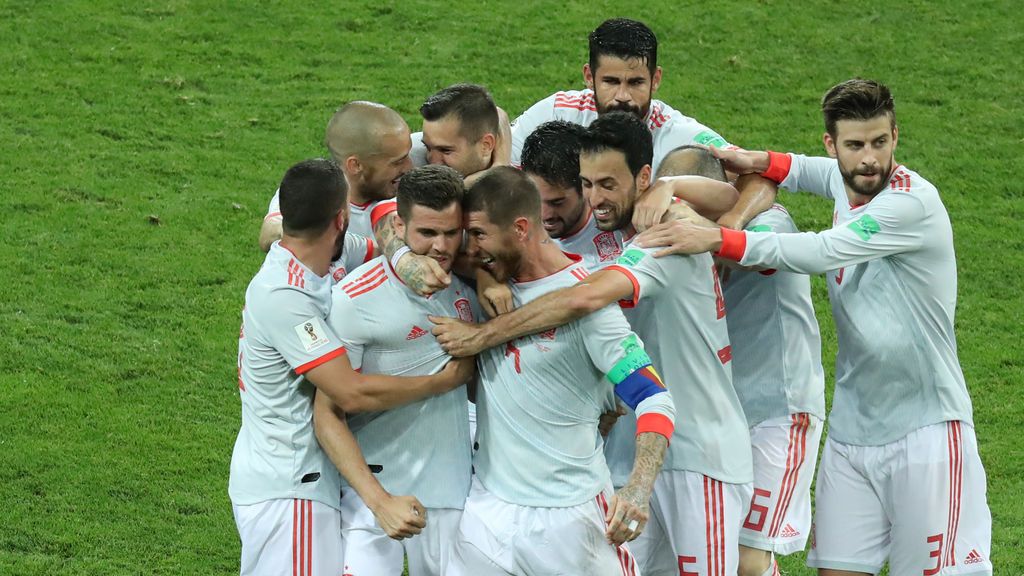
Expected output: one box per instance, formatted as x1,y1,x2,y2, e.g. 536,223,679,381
715,228,747,261
759,151,792,183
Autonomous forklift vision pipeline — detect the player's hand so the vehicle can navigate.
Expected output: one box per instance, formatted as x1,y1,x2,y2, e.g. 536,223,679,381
437,355,477,390
632,178,674,232
634,220,723,258
605,485,649,545
429,315,488,357
598,404,627,437
492,106,513,167
477,269,514,317
369,494,427,540
397,252,451,296
709,146,769,176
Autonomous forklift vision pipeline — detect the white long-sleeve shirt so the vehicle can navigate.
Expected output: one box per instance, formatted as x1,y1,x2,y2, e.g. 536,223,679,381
718,155,974,445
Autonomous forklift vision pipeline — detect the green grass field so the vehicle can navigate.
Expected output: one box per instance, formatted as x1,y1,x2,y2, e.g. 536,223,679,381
1,1,1021,574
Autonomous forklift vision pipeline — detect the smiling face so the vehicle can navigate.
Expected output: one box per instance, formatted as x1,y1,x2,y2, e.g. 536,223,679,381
584,55,662,119
355,126,414,201
526,172,587,239
824,114,898,199
464,210,524,283
422,116,494,177
394,202,462,273
579,148,649,232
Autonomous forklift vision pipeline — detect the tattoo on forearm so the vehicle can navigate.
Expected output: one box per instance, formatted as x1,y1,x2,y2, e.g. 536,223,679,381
624,432,668,503
374,213,405,260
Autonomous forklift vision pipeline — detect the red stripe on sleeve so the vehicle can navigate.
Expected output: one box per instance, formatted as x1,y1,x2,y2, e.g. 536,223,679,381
636,413,674,443
759,151,793,183
369,200,397,229
294,347,346,375
363,238,375,263
604,265,641,308
715,228,747,262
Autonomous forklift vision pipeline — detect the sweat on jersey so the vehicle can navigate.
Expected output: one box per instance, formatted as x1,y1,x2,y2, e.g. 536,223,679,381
717,153,975,446
474,257,675,508
510,89,734,175
325,257,479,510
606,245,754,484
230,242,347,509
722,204,826,427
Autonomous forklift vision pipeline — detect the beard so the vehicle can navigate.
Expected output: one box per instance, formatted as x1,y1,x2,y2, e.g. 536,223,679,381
839,158,893,197
596,98,648,120
487,245,522,283
331,219,350,262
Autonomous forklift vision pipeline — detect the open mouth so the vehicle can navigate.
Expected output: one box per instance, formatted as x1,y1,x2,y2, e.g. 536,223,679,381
593,207,612,220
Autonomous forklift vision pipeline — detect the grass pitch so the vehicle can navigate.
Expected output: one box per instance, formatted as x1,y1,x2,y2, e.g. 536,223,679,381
1,1,1021,574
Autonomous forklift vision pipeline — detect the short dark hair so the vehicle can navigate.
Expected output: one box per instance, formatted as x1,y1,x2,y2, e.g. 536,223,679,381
656,145,727,181
465,166,541,227
279,158,347,237
420,83,500,143
588,18,658,76
520,121,587,193
821,78,896,136
579,111,653,177
396,165,465,222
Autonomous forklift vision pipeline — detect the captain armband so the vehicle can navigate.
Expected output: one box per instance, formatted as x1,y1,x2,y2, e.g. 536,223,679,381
606,334,675,441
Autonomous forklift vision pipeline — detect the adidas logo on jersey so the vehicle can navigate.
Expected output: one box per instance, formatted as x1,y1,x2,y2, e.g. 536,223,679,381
965,549,985,564
780,524,800,538
406,326,428,340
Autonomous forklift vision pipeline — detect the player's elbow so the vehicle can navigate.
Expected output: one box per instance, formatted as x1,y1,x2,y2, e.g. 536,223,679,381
565,285,606,315
258,219,282,252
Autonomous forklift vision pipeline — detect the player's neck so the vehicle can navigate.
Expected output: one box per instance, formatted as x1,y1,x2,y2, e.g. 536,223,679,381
562,208,591,239
514,237,573,282
279,234,334,277
347,185,375,209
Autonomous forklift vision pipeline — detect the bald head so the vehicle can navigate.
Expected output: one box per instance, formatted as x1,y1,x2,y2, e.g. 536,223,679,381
324,101,409,162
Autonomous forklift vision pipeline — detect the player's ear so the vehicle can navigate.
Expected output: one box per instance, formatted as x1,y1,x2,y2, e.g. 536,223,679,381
480,132,496,156
513,216,530,242
393,212,406,238
651,66,663,93
583,63,594,90
823,132,837,158
638,164,653,192
344,155,362,176
891,124,899,149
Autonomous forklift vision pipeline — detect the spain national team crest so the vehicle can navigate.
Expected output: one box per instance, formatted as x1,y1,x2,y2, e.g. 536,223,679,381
593,231,622,262
454,298,474,322
332,266,347,282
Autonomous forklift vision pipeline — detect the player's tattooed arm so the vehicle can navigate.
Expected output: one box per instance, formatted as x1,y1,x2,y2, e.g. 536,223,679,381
312,392,426,540
430,268,634,357
374,211,450,295
606,432,668,545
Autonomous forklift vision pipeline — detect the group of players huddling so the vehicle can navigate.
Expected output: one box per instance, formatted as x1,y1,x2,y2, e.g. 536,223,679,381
231,18,993,576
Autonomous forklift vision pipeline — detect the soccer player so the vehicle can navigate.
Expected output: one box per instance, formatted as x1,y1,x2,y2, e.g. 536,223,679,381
654,150,826,576
259,101,412,247
446,166,674,575
314,165,478,575
406,83,504,178
433,113,753,576
230,158,473,576
634,78,993,576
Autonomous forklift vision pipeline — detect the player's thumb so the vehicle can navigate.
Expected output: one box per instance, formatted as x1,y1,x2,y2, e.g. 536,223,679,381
426,258,451,285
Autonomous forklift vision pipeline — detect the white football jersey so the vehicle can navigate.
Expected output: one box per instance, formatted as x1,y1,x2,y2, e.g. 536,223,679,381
723,155,975,446
555,210,627,270
265,189,379,284
721,204,826,426
326,257,477,509
510,89,735,174
230,243,347,508
474,258,666,507
608,245,754,484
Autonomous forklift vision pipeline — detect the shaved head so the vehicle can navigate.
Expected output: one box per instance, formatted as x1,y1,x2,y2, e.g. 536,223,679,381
323,101,414,203
324,101,409,162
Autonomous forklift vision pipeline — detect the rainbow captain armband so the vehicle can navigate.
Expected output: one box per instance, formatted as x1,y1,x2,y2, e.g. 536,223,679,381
606,335,675,441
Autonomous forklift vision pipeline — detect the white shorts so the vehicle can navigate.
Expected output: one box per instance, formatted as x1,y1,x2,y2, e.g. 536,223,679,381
233,498,342,576
340,491,461,576
807,421,992,575
739,413,822,555
630,470,748,576
449,477,639,576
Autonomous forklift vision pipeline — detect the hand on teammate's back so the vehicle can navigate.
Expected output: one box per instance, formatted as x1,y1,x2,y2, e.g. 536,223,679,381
598,404,627,437
634,220,721,258
708,146,769,176
369,493,427,540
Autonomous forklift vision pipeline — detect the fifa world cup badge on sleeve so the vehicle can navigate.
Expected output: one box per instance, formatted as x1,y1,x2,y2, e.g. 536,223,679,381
294,317,331,352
